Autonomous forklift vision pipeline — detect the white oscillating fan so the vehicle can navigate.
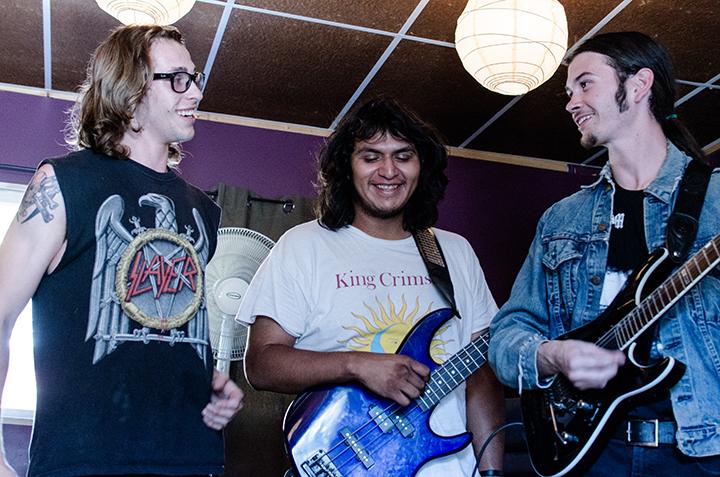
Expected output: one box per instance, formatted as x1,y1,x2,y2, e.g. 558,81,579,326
206,227,274,374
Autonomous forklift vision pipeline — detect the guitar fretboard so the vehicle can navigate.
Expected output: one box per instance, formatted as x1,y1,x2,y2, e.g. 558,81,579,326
416,329,489,411
603,234,720,350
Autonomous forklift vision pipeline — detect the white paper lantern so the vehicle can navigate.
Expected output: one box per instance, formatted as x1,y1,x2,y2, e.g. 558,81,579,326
455,0,568,96
95,0,196,25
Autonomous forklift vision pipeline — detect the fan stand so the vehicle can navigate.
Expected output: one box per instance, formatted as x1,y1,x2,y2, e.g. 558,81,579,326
213,277,249,374
205,227,274,374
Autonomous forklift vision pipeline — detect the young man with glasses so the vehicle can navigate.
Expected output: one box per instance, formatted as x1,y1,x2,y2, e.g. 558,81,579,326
0,25,243,477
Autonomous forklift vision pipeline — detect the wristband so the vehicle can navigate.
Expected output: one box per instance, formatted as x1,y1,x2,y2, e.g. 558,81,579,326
480,470,504,477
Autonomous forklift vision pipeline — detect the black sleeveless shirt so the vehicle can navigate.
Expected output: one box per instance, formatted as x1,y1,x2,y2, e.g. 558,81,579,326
30,150,223,477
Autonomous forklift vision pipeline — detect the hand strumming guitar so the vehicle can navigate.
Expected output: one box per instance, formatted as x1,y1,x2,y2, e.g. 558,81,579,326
537,339,626,390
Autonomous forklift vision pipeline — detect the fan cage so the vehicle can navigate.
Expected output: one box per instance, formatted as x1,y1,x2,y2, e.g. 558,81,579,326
206,227,274,363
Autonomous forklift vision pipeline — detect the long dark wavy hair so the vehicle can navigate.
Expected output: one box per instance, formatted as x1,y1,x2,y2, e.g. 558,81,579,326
65,25,185,167
315,97,449,232
566,31,706,163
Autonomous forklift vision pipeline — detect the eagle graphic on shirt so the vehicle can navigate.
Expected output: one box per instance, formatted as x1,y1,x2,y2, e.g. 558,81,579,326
86,193,211,365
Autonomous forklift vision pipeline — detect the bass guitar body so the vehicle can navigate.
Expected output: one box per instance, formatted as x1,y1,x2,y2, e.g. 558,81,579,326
283,308,472,477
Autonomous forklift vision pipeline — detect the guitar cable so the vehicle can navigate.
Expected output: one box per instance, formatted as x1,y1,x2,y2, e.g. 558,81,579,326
473,421,525,477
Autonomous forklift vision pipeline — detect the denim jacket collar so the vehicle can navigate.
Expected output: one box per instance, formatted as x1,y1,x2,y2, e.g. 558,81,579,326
645,142,688,203
581,160,613,191
580,142,687,203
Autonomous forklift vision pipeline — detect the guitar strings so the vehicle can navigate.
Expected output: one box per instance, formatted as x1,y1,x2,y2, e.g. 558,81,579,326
315,375,449,471
320,339,490,473
593,278,672,350
329,403,423,473
325,336,488,463
593,246,714,351
330,386,474,475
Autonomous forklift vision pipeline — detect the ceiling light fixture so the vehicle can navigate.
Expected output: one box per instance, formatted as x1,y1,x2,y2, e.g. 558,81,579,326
455,0,568,96
95,0,196,25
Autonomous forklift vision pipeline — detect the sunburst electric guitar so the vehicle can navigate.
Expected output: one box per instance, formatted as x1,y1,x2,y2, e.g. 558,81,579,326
521,232,720,477
283,308,489,477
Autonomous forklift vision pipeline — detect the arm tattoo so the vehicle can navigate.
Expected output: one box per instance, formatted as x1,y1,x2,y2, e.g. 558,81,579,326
17,172,61,224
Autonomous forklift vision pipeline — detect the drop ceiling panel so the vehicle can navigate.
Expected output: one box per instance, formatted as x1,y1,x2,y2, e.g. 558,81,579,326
466,73,595,163
562,0,627,45
0,0,44,88
604,0,718,82
200,8,392,126
51,0,127,92
51,1,221,93
408,0,465,43
234,0,421,31
358,40,509,146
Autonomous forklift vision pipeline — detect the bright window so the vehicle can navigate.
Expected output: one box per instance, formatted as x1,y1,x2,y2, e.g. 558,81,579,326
0,183,36,423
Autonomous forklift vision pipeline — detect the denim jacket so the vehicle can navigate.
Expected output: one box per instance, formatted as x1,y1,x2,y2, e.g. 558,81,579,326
489,143,720,457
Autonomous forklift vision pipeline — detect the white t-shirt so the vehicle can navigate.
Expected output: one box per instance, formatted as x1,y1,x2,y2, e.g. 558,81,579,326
236,220,498,476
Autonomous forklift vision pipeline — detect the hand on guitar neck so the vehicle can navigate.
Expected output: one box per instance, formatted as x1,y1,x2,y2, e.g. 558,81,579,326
347,352,431,406
537,340,626,390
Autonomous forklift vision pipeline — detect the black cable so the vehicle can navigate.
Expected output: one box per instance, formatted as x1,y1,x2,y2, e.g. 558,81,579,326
474,421,525,477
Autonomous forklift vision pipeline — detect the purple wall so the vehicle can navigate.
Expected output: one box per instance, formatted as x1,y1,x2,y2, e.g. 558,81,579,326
0,90,325,195
0,90,592,302
183,120,323,196
0,91,70,180
440,158,590,300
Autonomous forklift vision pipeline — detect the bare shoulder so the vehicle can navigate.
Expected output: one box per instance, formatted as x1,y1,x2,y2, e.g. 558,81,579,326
16,163,63,225
0,165,67,320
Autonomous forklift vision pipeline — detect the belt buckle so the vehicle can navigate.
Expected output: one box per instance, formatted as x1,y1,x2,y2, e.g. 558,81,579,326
626,419,659,447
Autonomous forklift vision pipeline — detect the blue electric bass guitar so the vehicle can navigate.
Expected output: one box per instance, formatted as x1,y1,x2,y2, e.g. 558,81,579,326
521,233,720,477
283,308,489,477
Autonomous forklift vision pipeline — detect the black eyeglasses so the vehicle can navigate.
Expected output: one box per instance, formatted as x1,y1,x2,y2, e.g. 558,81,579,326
152,71,205,93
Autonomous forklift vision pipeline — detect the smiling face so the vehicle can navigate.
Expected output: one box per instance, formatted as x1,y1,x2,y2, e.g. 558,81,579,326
132,38,203,147
565,52,629,149
350,132,420,236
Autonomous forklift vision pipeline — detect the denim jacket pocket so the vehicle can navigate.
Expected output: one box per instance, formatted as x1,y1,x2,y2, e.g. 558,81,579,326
542,236,588,336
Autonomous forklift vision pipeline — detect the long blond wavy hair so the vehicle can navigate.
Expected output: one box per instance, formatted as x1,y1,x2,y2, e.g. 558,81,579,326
65,24,186,168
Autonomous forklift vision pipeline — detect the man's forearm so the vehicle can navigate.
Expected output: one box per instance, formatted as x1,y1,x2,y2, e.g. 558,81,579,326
466,365,505,470
245,344,354,393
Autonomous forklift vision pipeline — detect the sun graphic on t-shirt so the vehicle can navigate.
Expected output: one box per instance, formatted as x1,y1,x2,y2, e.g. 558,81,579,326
340,295,452,363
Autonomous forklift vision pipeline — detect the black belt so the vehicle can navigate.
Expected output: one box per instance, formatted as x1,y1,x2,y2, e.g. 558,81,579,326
615,419,677,447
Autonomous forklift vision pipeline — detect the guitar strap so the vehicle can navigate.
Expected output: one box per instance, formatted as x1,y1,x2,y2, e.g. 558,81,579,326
666,159,713,264
413,228,461,319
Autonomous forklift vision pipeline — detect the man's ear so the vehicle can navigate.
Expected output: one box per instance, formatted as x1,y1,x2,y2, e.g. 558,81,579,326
629,67,654,103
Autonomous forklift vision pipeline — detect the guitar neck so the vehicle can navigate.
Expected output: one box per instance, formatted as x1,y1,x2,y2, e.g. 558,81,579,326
609,234,720,350
416,329,489,411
